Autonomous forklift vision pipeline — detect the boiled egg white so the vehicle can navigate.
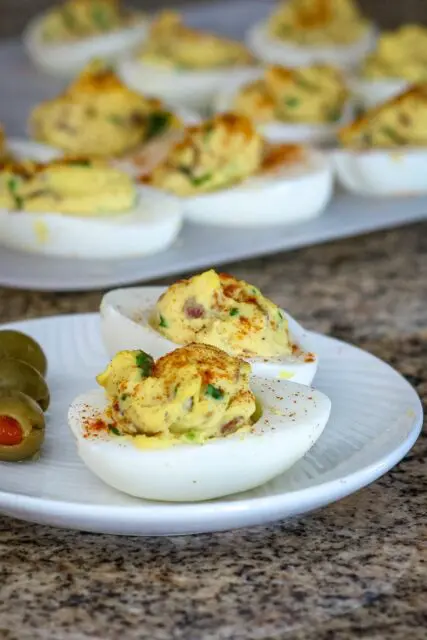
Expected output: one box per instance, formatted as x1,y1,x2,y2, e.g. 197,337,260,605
0,187,182,259
100,286,319,384
214,70,354,144
333,148,427,196
247,21,376,70
118,57,257,113
145,148,333,227
68,378,331,502
349,77,409,110
8,138,61,163
24,13,149,76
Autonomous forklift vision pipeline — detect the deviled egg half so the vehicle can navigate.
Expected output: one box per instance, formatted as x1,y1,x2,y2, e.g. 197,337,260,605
0,156,182,258
334,84,427,196
140,112,333,226
29,61,193,160
101,269,318,383
214,63,352,144
247,0,376,70
24,0,149,76
118,10,257,112
68,343,331,502
350,25,427,110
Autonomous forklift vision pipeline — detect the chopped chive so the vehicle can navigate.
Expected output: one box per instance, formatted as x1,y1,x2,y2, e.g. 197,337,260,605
191,173,212,187
108,115,123,126
205,384,224,400
109,426,121,436
328,108,342,122
145,112,171,140
381,126,405,144
159,315,168,328
135,350,154,377
229,307,239,317
7,177,23,209
67,159,92,167
92,6,112,30
121,393,129,401
284,96,300,108
185,430,197,441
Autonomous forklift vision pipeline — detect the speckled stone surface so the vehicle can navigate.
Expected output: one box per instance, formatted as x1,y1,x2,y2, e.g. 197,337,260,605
0,223,426,640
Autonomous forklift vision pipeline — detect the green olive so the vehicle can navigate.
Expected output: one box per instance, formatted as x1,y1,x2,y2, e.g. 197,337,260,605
0,330,47,376
0,358,50,411
0,389,45,462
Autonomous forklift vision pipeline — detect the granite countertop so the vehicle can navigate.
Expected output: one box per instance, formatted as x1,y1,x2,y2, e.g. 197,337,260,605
0,223,426,640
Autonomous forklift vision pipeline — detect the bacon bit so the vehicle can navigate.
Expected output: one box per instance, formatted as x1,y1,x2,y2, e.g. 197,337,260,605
184,297,205,319
304,353,316,362
221,418,242,436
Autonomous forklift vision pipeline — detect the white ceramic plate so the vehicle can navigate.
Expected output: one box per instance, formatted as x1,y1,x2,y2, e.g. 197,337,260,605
0,313,422,535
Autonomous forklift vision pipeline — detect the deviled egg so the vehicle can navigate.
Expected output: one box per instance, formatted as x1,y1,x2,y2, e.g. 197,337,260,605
351,25,427,110
24,0,149,76
100,270,318,383
0,156,182,258
334,84,427,196
215,63,352,143
247,0,376,70
30,61,185,158
68,344,331,501
140,112,333,226
118,10,257,112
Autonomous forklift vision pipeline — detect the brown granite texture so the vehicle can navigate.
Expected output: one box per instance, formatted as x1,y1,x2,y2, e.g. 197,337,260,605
0,222,426,639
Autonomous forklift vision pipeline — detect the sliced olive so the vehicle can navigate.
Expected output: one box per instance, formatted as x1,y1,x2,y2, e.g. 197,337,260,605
0,358,50,411
0,389,45,462
0,330,47,376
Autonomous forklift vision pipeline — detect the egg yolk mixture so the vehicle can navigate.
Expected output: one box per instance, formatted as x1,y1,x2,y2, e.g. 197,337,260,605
268,0,369,46
30,62,180,157
139,10,254,70
96,344,257,445
142,113,263,196
339,84,427,148
362,25,427,83
0,157,136,214
152,270,292,358
41,0,135,43
233,64,347,124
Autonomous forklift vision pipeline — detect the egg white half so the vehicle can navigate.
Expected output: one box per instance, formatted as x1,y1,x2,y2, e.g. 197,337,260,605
8,138,61,163
349,77,409,110
333,148,427,196
154,148,333,227
214,69,354,144
24,13,149,77
0,187,182,259
247,21,377,70
68,378,331,502
100,286,318,384
118,57,258,112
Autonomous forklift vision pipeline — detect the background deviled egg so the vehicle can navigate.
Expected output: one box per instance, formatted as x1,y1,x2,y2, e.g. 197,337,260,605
140,112,333,226
0,157,182,258
29,61,187,158
100,271,318,384
24,0,149,77
118,10,257,112
334,84,427,196
350,25,427,110
68,345,331,502
247,0,376,71
214,64,353,144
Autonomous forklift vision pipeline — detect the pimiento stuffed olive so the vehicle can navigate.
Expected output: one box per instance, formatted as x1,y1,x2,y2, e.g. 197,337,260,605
0,330,47,376
0,389,45,462
0,358,50,411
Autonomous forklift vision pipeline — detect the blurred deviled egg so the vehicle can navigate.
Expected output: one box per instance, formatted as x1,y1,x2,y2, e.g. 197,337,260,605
100,269,318,383
215,63,352,143
0,156,182,258
29,61,187,159
24,0,149,76
140,112,333,226
351,25,427,110
118,10,257,112
68,344,331,501
247,0,376,70
334,84,427,196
